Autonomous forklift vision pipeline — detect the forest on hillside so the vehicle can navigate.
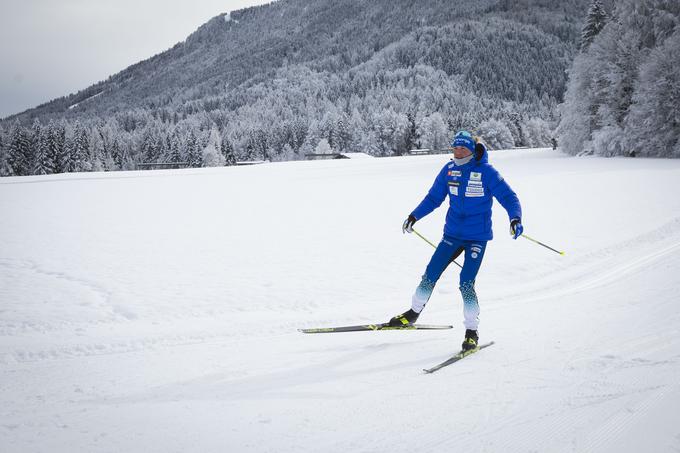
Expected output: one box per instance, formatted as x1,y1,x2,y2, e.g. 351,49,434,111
557,0,680,157
0,0,597,176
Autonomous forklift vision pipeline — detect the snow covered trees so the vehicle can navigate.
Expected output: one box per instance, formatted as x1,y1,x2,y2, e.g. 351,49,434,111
580,0,607,51
202,127,226,167
558,0,680,157
418,113,449,151
476,119,514,150
1,0,595,176
625,29,680,157
8,123,32,176
0,127,10,176
186,131,202,168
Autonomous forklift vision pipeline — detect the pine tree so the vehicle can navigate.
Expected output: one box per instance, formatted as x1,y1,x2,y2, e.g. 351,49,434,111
88,127,105,172
186,130,202,167
221,135,237,165
243,132,257,161
334,115,352,152
404,111,420,152
0,128,9,176
291,119,308,152
581,0,608,52
169,131,183,165
255,129,270,160
8,123,32,176
71,124,91,172
47,121,67,174
32,119,53,175
141,127,161,163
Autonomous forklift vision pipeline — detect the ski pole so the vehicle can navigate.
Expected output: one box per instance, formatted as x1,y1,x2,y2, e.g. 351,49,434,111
522,233,565,255
412,227,437,249
411,228,463,269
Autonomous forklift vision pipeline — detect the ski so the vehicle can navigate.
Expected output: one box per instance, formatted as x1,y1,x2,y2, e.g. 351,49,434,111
298,323,452,334
423,341,495,374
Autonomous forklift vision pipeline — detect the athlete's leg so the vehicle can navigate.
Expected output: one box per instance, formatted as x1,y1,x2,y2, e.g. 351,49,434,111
458,241,487,330
411,236,464,313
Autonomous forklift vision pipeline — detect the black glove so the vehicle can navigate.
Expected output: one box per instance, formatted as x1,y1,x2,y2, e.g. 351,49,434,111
402,214,417,234
510,218,524,240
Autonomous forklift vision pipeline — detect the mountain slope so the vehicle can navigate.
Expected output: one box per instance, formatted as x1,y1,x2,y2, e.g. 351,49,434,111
9,0,586,122
0,0,590,177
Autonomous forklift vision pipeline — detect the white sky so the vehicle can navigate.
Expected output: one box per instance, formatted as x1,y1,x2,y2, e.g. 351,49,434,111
0,0,274,118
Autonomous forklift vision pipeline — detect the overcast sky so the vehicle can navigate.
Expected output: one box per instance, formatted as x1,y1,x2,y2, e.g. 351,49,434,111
0,0,274,119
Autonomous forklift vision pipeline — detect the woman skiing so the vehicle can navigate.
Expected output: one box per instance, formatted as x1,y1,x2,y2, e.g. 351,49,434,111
390,130,523,351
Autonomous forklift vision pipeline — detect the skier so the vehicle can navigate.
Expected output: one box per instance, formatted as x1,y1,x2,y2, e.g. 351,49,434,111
390,130,523,351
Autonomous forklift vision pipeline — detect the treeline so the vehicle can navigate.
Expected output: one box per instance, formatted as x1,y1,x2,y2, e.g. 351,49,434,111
557,0,680,157
0,92,554,177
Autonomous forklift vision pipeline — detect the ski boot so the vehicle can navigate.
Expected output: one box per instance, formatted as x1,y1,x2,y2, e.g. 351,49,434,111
388,309,419,327
461,329,479,351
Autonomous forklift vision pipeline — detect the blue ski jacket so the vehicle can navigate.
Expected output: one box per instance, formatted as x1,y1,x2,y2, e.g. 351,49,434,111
411,146,521,241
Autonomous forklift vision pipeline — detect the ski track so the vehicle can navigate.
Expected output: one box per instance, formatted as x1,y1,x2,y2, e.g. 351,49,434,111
485,215,680,307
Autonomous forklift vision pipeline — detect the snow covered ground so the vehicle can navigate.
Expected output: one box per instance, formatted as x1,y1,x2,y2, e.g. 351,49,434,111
1,148,680,452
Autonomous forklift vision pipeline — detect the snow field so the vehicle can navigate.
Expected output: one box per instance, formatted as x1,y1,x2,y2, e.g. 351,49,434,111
1,149,680,452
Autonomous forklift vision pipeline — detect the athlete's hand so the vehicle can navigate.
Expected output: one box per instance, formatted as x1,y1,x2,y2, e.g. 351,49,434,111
402,215,417,234
510,218,523,239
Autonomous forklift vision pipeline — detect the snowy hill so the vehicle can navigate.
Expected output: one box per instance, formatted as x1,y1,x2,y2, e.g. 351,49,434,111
1,149,680,452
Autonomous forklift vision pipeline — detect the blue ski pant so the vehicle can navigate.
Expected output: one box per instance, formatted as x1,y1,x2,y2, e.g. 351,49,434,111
411,235,487,330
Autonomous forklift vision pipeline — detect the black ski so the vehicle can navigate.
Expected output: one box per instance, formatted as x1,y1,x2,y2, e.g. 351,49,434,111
423,341,495,374
298,323,452,334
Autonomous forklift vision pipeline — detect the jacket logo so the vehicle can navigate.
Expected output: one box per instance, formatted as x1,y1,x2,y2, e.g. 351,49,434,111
470,172,482,181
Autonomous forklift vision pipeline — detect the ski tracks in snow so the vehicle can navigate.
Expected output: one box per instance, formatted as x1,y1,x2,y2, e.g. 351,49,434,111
487,216,680,307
